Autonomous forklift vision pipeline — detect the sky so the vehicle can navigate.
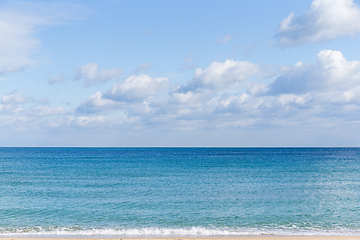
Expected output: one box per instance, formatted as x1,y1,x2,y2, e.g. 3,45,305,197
1,0,360,146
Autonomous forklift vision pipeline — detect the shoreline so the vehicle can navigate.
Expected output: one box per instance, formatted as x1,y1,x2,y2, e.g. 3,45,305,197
2,237,360,240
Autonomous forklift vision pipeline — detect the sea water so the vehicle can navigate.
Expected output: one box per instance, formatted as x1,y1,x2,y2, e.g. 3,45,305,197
1,147,360,237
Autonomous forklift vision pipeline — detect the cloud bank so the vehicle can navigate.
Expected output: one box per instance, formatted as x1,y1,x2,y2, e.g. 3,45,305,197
2,50,360,145
68,50,360,132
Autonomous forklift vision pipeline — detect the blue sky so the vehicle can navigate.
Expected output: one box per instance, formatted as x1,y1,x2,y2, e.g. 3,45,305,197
1,0,360,146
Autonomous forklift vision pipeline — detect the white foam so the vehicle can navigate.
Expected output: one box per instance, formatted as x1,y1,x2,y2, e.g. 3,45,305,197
1,226,360,237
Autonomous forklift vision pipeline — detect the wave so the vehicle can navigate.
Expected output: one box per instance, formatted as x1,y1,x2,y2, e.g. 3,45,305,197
1,226,360,237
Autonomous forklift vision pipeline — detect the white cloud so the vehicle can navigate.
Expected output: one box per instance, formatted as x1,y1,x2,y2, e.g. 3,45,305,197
181,59,261,91
169,91,209,105
0,2,90,69
246,82,268,95
103,74,170,102
76,92,120,114
142,50,360,129
214,93,264,115
0,94,70,133
0,65,29,76
216,34,233,43
267,50,360,95
74,52,360,130
276,0,360,45
2,91,35,105
75,63,123,87
277,94,309,106
0,10,40,68
28,106,65,117
49,73,66,85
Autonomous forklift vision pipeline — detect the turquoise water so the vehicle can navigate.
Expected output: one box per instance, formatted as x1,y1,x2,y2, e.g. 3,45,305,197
1,147,360,236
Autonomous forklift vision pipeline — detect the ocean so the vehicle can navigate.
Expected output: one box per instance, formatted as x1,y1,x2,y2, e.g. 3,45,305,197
1,147,360,237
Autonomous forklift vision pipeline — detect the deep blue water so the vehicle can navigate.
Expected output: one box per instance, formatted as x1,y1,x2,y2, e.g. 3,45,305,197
1,147,360,236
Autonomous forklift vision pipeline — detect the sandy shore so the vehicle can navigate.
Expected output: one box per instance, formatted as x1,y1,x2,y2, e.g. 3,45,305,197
1,237,360,240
